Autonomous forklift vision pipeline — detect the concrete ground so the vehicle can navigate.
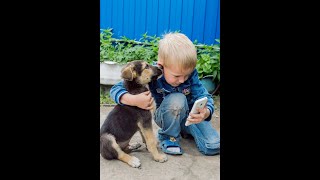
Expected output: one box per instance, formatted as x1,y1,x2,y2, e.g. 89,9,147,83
100,96,220,180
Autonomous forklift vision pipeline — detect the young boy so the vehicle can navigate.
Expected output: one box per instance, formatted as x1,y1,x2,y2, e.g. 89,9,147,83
110,32,220,155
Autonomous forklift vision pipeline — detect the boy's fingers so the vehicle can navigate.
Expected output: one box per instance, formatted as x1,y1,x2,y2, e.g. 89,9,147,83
187,118,198,123
188,114,196,121
144,91,151,100
149,97,154,104
189,113,200,119
145,104,153,110
189,113,204,121
149,99,155,107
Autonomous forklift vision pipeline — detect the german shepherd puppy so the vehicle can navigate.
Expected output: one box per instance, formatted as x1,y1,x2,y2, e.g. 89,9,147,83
100,60,167,168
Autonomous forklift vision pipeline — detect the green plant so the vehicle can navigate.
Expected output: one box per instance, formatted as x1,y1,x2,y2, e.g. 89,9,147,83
100,29,116,62
100,88,115,104
100,28,220,82
195,39,220,82
100,29,160,64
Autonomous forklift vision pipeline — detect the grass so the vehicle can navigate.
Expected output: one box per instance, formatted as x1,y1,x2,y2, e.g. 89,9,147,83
100,88,115,105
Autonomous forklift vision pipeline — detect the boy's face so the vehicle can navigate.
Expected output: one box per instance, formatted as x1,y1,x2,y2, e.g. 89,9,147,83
157,61,194,87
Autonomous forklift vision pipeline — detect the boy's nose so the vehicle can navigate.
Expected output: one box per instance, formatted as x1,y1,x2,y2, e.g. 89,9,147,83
178,77,185,83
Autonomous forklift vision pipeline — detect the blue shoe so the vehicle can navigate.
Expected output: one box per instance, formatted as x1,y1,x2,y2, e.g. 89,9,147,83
160,137,183,155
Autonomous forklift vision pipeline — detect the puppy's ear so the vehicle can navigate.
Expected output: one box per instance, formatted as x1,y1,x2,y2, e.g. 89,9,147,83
121,64,136,81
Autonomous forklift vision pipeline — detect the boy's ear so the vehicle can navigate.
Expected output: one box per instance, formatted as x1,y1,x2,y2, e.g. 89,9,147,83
121,64,136,81
157,58,163,66
157,59,164,70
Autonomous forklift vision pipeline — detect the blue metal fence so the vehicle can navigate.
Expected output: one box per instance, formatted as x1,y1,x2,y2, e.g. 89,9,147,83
100,0,220,45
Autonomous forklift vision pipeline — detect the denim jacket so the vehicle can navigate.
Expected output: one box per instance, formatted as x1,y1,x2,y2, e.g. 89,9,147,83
110,69,214,121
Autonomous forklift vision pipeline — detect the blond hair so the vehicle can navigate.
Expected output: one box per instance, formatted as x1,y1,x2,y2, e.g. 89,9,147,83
158,32,197,71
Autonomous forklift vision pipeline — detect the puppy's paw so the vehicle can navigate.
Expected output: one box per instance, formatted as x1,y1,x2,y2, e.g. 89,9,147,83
154,153,168,163
128,156,141,168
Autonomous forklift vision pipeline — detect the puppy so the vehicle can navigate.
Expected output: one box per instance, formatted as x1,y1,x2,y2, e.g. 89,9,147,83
100,60,167,168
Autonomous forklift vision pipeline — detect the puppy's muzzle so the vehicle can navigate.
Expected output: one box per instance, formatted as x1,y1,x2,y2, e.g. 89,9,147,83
151,65,163,80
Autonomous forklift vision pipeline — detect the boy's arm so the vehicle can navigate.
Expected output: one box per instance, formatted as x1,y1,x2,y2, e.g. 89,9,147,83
189,70,214,121
110,81,155,109
110,81,129,105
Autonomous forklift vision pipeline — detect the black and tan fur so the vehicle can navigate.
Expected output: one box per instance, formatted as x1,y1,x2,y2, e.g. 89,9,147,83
100,60,167,168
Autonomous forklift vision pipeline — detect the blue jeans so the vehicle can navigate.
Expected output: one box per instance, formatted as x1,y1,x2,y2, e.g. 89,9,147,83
154,93,220,155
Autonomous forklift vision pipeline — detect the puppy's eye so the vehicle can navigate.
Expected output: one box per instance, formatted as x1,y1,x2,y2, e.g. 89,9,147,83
145,64,150,69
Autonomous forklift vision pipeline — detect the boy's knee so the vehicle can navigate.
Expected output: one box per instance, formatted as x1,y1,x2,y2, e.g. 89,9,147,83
165,93,187,110
202,142,220,156
158,93,188,120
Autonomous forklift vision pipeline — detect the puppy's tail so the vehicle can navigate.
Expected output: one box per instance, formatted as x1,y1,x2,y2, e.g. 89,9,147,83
100,133,118,160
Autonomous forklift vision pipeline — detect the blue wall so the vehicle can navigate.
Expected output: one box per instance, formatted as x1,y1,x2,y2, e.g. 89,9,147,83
100,0,220,45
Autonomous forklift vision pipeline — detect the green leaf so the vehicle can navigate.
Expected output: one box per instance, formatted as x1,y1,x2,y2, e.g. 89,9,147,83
212,70,217,79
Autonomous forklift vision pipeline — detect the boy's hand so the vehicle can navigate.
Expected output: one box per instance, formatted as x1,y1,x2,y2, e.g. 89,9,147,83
120,91,154,110
187,106,210,124
132,91,154,110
